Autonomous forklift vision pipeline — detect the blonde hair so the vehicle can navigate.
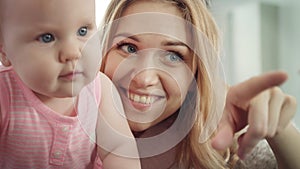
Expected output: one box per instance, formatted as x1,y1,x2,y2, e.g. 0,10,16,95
100,0,239,168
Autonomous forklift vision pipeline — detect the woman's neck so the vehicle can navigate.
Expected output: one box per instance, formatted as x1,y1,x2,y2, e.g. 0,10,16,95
133,112,179,138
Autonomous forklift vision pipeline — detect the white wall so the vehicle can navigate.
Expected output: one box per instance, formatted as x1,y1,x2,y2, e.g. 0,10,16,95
279,0,300,126
95,0,111,27
230,3,262,83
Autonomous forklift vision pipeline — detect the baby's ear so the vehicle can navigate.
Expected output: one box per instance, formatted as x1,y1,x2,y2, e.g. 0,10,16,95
0,44,11,67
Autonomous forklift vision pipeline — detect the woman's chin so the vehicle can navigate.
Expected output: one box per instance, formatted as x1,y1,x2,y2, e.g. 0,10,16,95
128,120,153,132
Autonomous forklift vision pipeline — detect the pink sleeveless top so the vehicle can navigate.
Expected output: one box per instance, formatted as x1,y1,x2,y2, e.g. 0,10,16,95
0,66,102,169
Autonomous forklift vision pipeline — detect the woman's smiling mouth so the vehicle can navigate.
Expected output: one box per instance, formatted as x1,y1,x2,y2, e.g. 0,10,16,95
119,87,164,111
129,93,155,104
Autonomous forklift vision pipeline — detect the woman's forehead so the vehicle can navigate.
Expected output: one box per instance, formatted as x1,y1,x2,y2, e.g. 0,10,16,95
111,13,191,46
122,0,183,18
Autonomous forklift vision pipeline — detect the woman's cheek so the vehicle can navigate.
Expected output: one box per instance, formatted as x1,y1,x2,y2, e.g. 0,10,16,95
103,58,119,79
103,66,114,79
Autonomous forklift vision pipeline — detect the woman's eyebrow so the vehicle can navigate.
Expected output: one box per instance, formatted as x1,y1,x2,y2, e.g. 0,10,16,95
162,40,189,49
113,33,140,42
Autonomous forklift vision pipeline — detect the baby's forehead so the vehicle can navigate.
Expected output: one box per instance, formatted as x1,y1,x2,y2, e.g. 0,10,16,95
1,0,94,22
0,0,39,17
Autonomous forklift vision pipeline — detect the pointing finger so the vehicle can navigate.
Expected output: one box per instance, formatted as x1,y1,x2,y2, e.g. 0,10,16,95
227,71,287,110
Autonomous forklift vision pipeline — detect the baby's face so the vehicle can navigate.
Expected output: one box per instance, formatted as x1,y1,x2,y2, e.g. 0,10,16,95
0,0,100,98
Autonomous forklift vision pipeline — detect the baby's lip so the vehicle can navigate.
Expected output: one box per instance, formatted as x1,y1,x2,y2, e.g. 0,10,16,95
59,70,83,80
60,70,81,76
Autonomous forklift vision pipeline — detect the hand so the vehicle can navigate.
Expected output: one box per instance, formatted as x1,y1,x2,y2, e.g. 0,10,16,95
211,71,297,159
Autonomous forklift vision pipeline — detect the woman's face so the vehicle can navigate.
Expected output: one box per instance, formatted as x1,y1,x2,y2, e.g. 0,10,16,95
103,1,196,131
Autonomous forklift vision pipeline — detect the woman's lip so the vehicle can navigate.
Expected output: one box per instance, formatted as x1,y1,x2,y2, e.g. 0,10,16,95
119,86,164,98
129,99,152,111
118,86,164,111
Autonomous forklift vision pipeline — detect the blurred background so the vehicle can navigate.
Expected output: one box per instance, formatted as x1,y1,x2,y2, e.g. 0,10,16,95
210,0,300,127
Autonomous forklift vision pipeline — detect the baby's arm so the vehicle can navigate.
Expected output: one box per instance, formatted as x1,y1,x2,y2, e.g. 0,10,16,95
96,73,141,169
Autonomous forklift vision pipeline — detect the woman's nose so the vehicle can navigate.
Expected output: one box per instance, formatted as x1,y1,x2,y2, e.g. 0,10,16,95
129,51,160,88
59,40,81,63
131,69,160,88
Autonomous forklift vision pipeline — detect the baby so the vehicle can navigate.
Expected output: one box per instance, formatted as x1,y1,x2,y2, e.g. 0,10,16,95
0,0,140,168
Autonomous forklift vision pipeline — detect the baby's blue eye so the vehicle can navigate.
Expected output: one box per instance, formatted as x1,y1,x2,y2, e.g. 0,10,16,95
78,26,88,36
38,33,55,43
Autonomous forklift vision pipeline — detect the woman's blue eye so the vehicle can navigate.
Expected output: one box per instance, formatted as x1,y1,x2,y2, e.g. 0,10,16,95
120,44,137,53
127,45,137,53
38,33,55,43
78,26,88,36
165,52,183,62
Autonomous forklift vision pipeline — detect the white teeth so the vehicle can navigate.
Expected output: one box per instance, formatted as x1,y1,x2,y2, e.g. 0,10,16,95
133,95,139,102
140,96,147,103
128,93,155,104
146,97,151,104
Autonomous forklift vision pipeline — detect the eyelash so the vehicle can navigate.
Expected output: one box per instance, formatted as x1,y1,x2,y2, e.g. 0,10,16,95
116,41,136,50
168,50,184,60
116,41,185,62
